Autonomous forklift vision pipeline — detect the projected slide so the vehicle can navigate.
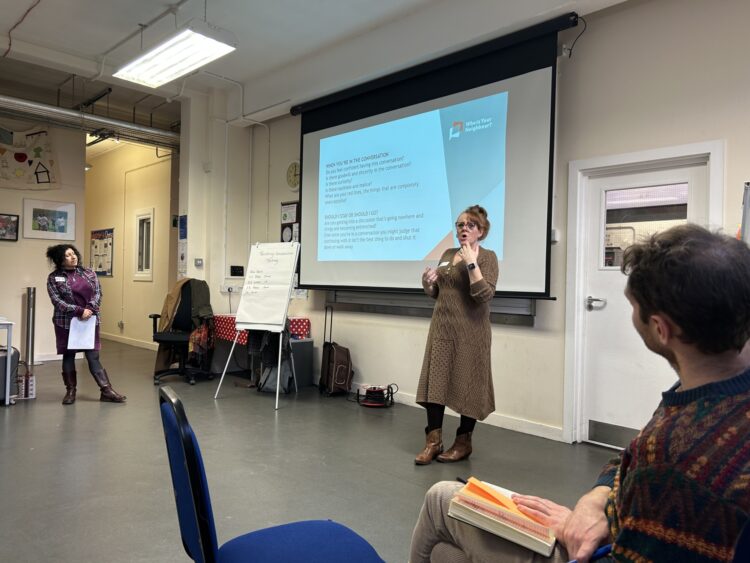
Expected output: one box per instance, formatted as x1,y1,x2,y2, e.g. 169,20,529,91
318,92,507,261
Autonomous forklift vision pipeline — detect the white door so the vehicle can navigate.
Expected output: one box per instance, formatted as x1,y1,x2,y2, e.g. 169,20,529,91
581,165,708,447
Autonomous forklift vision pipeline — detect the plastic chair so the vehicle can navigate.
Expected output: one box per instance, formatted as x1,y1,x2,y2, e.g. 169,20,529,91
158,385,384,563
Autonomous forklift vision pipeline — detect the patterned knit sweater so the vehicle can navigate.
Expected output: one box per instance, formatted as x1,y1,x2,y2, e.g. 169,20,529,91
594,368,750,562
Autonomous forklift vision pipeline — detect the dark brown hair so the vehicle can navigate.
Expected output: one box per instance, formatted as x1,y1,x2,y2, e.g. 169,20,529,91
462,205,490,241
46,244,82,270
622,224,750,354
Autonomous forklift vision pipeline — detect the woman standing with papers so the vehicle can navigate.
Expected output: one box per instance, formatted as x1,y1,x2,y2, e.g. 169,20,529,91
46,244,126,405
414,205,498,464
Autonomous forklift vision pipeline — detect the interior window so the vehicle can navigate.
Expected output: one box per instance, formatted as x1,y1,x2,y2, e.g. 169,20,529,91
603,183,688,268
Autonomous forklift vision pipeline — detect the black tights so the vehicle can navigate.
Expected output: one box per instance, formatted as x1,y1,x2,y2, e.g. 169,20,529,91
424,402,476,435
62,350,103,374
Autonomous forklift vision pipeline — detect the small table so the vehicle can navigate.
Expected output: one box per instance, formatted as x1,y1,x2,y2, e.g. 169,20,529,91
1,320,14,407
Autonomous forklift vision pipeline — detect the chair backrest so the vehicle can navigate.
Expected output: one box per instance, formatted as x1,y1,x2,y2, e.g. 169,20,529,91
159,385,219,563
172,282,194,333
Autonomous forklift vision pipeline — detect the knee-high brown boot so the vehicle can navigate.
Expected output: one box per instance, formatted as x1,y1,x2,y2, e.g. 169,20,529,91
415,428,443,465
91,369,127,403
61,370,77,405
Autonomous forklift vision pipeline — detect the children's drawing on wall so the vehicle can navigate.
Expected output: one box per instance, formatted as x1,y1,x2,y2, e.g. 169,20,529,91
0,127,60,189
90,228,114,276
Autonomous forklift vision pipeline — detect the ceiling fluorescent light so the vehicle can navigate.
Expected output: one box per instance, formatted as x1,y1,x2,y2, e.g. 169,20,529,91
114,19,237,88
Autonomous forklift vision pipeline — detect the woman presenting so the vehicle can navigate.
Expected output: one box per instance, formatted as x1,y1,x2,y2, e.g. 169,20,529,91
415,205,498,464
46,244,126,404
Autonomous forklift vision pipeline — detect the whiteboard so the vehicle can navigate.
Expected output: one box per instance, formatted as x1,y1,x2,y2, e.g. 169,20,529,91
235,242,300,331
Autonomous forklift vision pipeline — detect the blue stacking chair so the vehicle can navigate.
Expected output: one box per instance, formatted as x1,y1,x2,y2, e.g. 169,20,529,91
158,385,384,562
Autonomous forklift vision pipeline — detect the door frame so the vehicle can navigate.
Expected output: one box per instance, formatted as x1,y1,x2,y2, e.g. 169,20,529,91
562,140,725,443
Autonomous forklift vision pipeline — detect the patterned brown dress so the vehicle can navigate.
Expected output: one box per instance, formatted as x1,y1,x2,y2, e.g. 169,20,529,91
416,246,498,420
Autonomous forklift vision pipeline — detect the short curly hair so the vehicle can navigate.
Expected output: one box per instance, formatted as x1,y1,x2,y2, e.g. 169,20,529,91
622,224,750,354
46,244,82,270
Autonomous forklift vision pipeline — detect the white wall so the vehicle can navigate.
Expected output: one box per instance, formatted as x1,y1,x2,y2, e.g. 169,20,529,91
204,0,745,441
85,143,174,349
0,123,85,361
178,90,253,314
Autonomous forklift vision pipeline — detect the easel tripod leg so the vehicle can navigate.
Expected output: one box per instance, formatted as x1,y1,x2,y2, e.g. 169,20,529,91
214,334,240,399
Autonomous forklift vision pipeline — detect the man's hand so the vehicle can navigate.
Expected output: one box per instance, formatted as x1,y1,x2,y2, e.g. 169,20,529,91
559,486,611,562
81,308,94,321
512,494,572,535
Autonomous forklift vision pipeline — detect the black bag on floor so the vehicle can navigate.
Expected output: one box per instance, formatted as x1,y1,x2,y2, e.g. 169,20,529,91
319,306,353,396
258,360,294,394
0,346,20,402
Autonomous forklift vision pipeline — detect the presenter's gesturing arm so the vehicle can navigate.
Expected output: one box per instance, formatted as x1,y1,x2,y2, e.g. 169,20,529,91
422,267,438,298
458,244,497,302
458,243,483,284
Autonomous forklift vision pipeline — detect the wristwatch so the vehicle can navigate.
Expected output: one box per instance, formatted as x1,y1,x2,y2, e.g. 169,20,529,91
467,262,477,271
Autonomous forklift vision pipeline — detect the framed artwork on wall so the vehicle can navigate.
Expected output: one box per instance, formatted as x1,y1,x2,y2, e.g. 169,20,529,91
0,213,19,241
23,198,75,240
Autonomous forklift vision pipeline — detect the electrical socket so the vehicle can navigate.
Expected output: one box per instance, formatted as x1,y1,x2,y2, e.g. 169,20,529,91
220,284,243,294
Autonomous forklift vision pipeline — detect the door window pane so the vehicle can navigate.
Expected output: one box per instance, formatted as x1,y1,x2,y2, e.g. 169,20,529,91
603,183,688,267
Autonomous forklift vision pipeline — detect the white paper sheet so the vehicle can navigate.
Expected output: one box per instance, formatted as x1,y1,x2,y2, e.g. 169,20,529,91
68,317,96,350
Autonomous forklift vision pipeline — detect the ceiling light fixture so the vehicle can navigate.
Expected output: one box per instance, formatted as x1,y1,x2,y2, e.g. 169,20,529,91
113,19,236,89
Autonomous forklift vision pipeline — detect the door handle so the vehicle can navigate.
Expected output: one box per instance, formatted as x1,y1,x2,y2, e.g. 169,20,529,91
585,296,607,311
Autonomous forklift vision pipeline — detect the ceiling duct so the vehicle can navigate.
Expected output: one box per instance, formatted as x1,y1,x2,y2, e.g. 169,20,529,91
0,93,179,150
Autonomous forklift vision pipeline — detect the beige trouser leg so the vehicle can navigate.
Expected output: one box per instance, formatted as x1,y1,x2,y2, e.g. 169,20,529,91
409,481,569,563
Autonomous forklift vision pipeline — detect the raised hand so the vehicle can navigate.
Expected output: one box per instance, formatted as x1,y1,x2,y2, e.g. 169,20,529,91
422,266,438,287
458,243,478,265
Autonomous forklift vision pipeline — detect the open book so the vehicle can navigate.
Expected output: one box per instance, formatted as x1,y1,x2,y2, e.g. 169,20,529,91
447,477,556,556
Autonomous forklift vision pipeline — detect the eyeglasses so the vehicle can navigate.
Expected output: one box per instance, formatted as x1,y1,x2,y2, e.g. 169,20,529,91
455,221,478,230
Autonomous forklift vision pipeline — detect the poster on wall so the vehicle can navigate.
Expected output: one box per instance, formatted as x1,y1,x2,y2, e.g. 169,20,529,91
90,228,114,276
0,127,60,190
280,201,300,243
177,214,187,276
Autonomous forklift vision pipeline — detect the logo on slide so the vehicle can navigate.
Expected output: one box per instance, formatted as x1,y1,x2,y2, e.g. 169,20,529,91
448,121,464,140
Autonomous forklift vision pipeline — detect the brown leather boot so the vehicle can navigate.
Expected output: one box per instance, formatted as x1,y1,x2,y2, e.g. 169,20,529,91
91,369,127,403
437,432,472,463
415,428,443,465
61,370,77,405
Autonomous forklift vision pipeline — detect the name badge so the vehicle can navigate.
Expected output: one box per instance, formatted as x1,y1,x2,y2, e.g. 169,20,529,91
437,261,450,268
55,276,66,282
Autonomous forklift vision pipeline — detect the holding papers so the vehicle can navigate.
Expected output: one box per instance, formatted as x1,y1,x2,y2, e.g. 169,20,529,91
448,477,556,556
68,317,96,350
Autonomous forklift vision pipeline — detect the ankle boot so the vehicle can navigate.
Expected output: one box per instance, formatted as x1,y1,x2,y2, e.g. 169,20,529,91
437,432,472,463
415,428,443,465
91,369,127,403
61,370,77,405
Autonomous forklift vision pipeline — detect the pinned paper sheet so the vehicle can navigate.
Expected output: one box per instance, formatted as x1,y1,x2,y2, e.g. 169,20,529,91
68,317,95,349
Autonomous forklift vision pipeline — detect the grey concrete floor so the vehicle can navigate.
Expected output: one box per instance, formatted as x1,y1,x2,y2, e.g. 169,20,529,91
0,341,615,562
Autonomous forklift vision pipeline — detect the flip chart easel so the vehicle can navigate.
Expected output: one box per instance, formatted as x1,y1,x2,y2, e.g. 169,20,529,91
214,242,300,410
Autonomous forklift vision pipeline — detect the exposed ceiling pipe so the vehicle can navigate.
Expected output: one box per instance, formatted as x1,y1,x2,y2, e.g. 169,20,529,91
0,93,179,149
72,87,112,111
